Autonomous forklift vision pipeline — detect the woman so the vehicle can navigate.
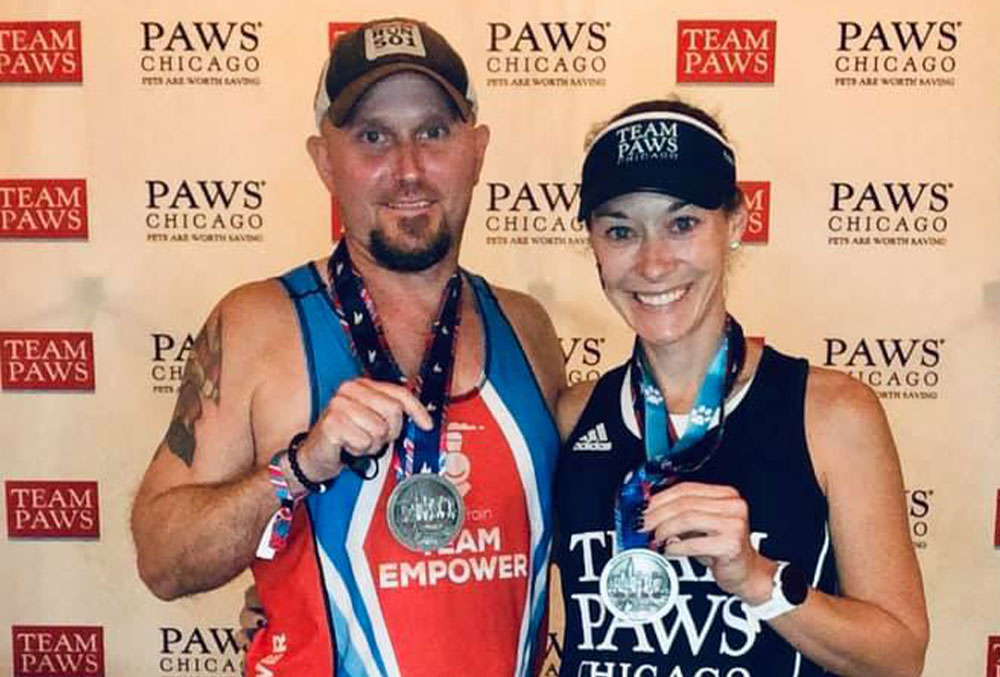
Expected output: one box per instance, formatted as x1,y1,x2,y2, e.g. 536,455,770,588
552,99,928,676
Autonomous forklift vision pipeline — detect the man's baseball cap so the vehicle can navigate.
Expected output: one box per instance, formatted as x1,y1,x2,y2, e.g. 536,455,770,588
314,18,478,128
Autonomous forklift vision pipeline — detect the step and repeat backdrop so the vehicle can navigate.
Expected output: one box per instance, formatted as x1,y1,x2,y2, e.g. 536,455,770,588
2,0,999,675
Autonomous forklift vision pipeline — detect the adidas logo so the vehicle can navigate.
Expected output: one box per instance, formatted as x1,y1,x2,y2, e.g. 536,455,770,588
573,423,612,452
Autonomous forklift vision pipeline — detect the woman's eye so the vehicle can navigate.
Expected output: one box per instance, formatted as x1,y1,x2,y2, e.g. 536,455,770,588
606,225,633,241
671,216,699,234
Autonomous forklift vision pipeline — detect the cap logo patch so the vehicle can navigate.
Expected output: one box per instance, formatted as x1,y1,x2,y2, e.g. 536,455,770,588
364,21,426,60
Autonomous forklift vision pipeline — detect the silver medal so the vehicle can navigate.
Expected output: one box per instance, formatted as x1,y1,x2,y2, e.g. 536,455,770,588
599,549,679,623
386,473,465,552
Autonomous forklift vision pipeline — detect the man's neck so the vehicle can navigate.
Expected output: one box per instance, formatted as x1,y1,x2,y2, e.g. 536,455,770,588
340,239,466,381
346,239,460,307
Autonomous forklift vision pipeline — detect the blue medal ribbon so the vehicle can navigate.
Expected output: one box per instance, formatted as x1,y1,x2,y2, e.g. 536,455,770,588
614,317,746,553
327,241,462,479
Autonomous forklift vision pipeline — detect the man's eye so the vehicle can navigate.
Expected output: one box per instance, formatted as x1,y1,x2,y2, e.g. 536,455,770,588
361,130,384,144
421,125,448,140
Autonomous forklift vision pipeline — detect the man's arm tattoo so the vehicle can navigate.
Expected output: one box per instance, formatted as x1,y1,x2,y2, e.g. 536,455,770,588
163,311,223,466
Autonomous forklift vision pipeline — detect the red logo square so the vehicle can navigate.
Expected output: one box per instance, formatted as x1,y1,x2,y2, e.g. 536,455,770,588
6,481,100,538
0,22,82,83
738,181,770,243
12,626,104,676
329,22,363,47
0,180,88,239
0,332,95,391
677,20,776,84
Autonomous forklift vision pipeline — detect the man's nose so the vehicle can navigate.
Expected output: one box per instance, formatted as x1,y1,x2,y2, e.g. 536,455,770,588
392,141,423,184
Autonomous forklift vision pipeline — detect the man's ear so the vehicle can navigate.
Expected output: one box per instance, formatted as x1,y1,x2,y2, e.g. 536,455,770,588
469,123,490,185
306,126,337,195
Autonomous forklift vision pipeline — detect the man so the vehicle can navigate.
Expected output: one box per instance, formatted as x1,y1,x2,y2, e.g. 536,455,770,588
131,18,564,677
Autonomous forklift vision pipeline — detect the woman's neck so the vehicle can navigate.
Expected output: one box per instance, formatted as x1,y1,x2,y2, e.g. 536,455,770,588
640,310,728,413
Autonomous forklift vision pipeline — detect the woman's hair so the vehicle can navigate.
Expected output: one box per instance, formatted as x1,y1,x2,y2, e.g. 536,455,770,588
585,98,744,215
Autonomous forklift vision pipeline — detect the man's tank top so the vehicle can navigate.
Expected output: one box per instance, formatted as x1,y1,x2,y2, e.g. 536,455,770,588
246,262,559,677
554,347,837,677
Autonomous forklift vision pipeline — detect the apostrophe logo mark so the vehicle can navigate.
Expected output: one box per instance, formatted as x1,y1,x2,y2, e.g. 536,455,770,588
0,331,95,391
12,626,104,676
677,20,776,84
738,181,769,244
0,22,82,83
5,481,99,538
327,22,363,241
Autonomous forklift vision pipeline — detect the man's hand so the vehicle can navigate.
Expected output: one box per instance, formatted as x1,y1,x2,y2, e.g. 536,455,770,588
292,378,433,487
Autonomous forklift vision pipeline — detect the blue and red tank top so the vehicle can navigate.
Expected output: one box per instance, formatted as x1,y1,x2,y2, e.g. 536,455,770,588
246,262,559,677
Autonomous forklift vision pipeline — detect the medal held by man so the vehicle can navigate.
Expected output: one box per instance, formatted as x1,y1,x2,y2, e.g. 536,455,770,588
328,240,465,552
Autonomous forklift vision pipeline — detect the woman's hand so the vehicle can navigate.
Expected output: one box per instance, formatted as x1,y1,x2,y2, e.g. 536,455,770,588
642,480,776,604
236,584,267,652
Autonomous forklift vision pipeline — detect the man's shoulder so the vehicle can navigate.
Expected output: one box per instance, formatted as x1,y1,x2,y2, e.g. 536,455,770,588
483,282,565,411
214,275,301,358
486,283,556,354
219,277,291,324
488,284,549,326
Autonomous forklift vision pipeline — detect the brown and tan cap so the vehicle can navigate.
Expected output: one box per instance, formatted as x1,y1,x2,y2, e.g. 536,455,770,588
314,18,478,128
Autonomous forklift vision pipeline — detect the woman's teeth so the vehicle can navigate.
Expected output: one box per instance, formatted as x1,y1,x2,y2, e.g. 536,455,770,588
634,287,686,306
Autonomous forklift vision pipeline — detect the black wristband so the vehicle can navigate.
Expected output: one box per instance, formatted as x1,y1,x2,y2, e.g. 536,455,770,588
340,443,390,481
286,432,336,494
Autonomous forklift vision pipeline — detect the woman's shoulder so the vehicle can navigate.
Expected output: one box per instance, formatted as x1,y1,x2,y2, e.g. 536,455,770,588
555,362,630,441
803,364,893,495
556,380,598,442
805,364,883,420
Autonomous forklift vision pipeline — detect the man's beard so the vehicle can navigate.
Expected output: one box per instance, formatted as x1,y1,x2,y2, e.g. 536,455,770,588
369,216,453,272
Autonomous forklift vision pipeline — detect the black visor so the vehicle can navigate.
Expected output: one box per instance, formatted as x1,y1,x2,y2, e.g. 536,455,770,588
578,112,737,221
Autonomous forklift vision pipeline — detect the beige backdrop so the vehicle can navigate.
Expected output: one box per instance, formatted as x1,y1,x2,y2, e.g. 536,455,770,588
2,0,999,675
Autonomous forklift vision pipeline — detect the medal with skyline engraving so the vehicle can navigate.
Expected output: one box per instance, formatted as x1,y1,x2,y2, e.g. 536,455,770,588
387,472,464,553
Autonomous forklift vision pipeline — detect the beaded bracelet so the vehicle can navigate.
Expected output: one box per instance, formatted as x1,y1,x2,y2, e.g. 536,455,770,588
287,431,337,494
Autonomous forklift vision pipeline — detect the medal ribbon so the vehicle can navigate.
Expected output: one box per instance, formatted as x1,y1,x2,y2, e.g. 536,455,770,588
327,241,462,479
614,316,746,552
